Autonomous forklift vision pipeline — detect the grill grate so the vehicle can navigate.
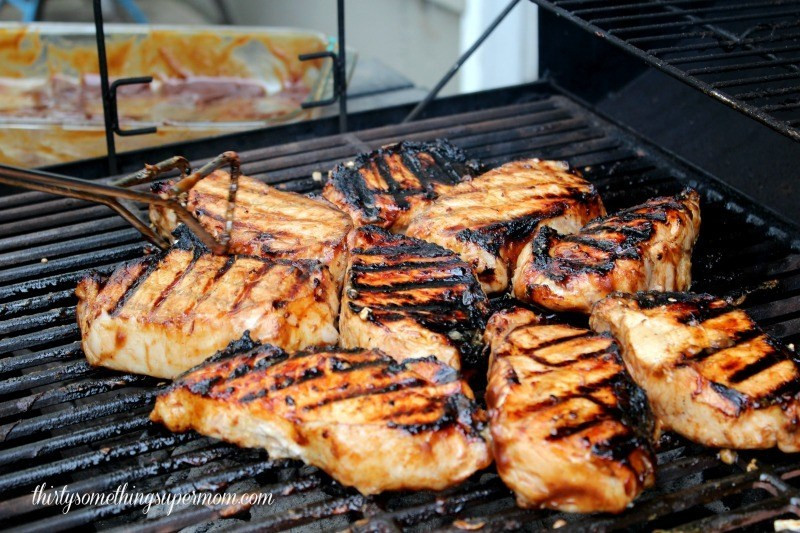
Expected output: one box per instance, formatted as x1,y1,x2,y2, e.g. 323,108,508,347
1,87,800,531
531,0,800,142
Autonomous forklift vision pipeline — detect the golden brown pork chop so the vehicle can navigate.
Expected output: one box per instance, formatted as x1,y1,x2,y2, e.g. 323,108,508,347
339,225,488,370
76,228,339,379
322,139,480,231
591,292,800,452
485,307,655,513
150,170,352,285
151,338,492,495
513,189,701,313
406,159,606,294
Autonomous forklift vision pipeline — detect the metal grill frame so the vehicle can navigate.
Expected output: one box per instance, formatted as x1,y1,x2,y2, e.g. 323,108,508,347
1,82,800,532
531,0,800,142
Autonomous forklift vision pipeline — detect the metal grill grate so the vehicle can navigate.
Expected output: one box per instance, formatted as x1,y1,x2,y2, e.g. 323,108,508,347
1,86,800,531
531,0,800,142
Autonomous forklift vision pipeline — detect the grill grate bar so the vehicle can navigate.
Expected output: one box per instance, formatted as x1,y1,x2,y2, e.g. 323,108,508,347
0,228,141,269
605,9,800,36
675,496,797,532
0,306,75,337
0,253,141,297
0,323,79,355
0,342,81,375
669,43,800,66
0,373,152,418
118,474,328,533
649,29,800,55
588,1,800,25
0,265,118,303
229,493,367,533
28,460,286,532
0,390,154,443
0,413,152,466
533,0,800,140
0,444,237,520
0,431,193,495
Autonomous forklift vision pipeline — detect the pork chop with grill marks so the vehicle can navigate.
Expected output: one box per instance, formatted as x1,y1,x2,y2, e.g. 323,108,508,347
405,159,606,294
151,336,492,495
591,292,800,452
322,139,481,231
150,170,353,285
339,225,488,370
484,307,655,513
76,227,339,379
513,189,700,313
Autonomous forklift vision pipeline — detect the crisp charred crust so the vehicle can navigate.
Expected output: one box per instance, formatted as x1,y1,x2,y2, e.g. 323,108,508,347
344,225,489,358
457,203,569,256
486,314,656,509
323,139,480,228
603,291,800,413
531,189,700,283
489,319,655,466
162,341,487,438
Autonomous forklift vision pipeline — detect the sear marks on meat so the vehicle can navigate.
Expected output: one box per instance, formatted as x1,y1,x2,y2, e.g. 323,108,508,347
76,227,339,379
151,337,492,495
150,170,353,285
513,189,701,313
484,307,655,513
406,159,606,294
322,139,481,231
339,225,489,370
591,291,800,452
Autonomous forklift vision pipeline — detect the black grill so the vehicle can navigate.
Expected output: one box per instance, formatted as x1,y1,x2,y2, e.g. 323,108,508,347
1,85,800,531
532,0,800,142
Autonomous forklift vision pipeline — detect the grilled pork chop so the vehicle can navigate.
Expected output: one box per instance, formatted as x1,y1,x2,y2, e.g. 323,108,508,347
591,292,800,452
322,139,480,231
150,170,353,284
406,159,606,294
485,307,655,512
513,189,701,313
76,228,339,379
340,226,488,370
151,337,492,495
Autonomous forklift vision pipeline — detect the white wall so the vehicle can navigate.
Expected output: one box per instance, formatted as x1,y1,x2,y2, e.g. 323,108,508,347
459,0,538,93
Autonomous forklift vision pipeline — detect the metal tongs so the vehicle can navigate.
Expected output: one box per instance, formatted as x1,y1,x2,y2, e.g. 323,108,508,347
0,152,242,254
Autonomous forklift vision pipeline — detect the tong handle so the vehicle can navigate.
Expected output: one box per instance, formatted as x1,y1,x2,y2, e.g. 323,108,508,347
0,163,227,254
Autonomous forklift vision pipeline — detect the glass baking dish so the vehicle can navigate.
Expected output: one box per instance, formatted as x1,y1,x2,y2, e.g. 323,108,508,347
0,22,355,167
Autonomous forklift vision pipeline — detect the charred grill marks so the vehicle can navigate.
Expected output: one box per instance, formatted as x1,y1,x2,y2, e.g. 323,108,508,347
168,341,484,437
324,139,479,227
500,322,649,466
345,226,488,354
537,192,695,279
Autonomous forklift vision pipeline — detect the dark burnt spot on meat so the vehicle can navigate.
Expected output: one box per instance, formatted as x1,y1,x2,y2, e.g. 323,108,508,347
457,204,567,256
627,291,731,325
387,393,486,437
530,190,696,283
187,376,222,395
212,256,236,281
709,382,750,416
108,255,159,316
345,226,489,359
326,139,479,224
